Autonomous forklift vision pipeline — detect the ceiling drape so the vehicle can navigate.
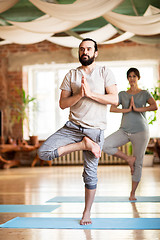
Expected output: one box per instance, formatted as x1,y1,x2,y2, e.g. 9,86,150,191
8,15,83,34
0,0,19,14
0,0,159,46
47,5,160,47
29,0,124,21
103,8,160,35
0,25,53,44
47,24,118,48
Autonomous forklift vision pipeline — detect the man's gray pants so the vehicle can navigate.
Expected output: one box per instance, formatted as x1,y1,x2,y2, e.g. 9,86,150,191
38,121,104,189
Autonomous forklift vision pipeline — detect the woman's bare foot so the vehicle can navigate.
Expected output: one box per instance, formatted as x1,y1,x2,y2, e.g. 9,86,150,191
80,211,92,225
127,156,136,175
82,136,101,158
129,192,137,201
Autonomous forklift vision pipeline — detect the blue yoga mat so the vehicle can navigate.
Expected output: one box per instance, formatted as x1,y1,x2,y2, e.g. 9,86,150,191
0,205,60,213
46,196,160,203
0,217,160,229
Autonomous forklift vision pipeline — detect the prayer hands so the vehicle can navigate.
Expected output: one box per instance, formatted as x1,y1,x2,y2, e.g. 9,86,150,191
79,83,85,98
129,96,138,112
81,76,92,98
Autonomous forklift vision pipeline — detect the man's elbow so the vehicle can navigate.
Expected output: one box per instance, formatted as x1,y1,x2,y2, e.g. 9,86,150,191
59,100,65,110
113,95,119,106
154,105,158,111
60,105,65,110
115,99,119,106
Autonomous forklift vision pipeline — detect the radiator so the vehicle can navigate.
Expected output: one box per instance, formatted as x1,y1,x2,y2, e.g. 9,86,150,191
54,144,129,165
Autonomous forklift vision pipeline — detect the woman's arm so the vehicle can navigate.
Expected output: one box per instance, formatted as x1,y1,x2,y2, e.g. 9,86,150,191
132,97,158,112
110,96,133,113
110,105,133,113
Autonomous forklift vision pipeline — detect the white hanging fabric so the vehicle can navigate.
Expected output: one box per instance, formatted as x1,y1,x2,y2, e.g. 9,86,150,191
101,32,135,44
47,5,160,47
0,25,52,44
0,0,18,13
129,35,160,45
102,5,160,44
0,39,11,45
0,2,159,46
29,0,124,21
8,15,83,34
47,24,118,48
103,5,160,36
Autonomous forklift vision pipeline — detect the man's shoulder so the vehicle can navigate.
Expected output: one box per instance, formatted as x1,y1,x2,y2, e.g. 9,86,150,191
96,65,109,71
96,65,114,76
96,66,116,82
66,66,82,75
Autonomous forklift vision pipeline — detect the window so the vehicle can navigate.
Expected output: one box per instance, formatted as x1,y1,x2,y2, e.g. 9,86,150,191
23,60,159,140
23,63,78,139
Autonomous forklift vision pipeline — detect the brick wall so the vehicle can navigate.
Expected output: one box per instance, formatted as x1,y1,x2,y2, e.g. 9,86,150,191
0,41,62,142
0,40,160,143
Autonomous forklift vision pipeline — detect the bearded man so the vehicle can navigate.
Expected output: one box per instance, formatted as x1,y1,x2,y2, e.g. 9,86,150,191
38,38,118,225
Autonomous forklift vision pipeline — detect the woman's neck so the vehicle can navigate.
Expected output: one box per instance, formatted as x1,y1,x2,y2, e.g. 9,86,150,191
128,85,141,93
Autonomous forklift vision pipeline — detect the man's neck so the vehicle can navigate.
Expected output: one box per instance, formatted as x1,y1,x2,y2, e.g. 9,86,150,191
81,62,96,74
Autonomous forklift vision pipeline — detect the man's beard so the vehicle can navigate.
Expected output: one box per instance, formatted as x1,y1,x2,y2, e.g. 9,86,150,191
79,54,95,66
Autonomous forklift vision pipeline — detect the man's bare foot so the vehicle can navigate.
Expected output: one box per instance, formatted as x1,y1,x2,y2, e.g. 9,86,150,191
82,136,101,158
129,192,137,201
127,156,136,175
80,211,92,225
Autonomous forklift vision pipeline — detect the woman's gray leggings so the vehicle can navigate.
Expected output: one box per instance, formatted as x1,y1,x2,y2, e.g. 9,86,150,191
38,121,104,189
103,129,150,182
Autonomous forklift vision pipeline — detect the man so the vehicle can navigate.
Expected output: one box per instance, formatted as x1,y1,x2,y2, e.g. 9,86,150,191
38,38,118,225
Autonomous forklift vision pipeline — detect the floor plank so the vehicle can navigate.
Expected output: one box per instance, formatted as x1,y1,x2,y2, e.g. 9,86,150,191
0,165,160,239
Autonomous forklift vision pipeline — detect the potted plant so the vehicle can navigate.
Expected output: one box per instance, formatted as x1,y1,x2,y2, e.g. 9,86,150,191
143,83,160,166
13,88,38,144
143,148,154,167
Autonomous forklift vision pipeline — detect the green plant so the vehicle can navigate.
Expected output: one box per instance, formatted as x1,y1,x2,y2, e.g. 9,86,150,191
13,88,36,136
150,84,160,101
147,82,160,125
145,149,154,155
127,142,132,156
148,111,157,125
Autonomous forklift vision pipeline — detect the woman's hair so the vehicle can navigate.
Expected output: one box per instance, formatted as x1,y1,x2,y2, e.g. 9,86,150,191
127,68,140,79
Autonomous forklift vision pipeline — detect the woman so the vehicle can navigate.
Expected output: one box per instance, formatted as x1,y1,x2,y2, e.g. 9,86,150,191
102,67,158,200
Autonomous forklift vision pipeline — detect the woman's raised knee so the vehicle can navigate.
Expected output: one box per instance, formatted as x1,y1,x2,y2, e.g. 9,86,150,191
102,141,115,155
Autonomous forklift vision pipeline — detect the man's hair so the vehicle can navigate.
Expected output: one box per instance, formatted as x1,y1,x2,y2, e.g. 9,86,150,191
80,38,98,52
127,67,140,79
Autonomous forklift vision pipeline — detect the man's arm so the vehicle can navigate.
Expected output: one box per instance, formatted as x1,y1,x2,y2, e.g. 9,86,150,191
59,88,84,109
82,76,118,105
91,84,118,105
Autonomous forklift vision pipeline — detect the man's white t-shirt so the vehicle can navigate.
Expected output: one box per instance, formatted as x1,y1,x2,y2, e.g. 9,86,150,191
60,65,116,130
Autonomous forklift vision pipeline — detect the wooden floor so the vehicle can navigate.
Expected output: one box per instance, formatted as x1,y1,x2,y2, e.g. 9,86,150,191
0,165,160,240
